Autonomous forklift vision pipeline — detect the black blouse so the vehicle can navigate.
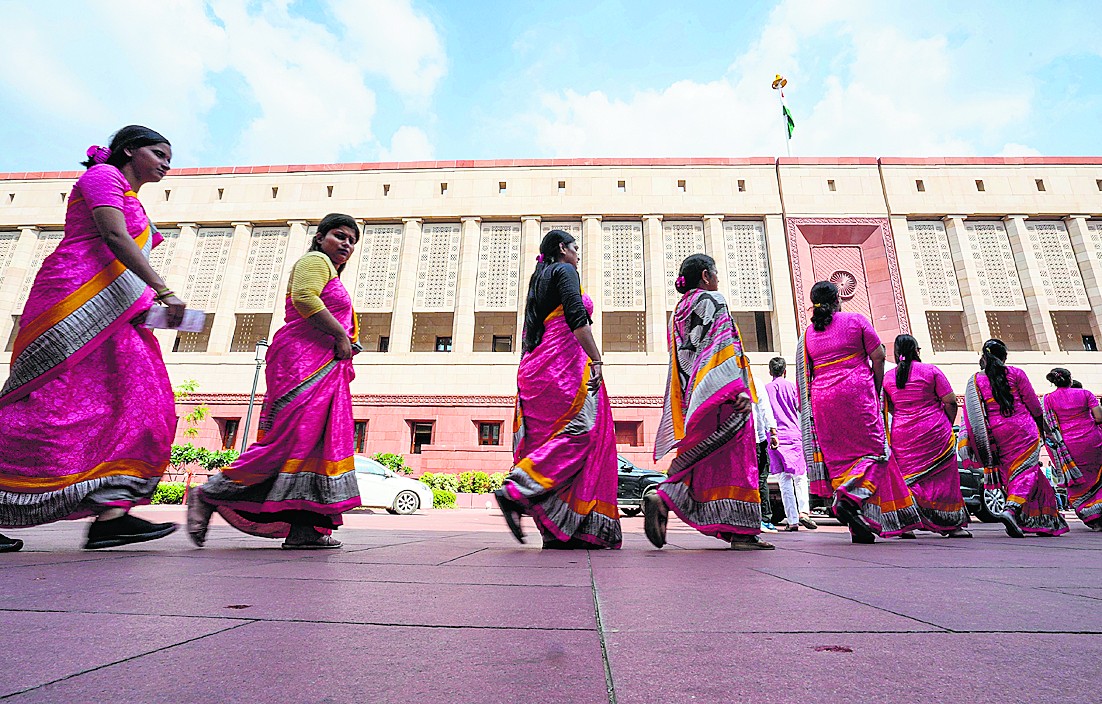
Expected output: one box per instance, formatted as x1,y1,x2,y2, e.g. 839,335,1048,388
532,263,591,331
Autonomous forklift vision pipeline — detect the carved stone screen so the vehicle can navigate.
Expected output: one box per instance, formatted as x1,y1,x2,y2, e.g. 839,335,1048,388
963,221,1026,310
1088,220,1102,263
601,221,645,311
148,227,180,282
0,231,18,289
1023,221,1089,310
542,221,582,253
414,223,462,311
236,226,289,312
723,220,773,311
475,222,522,311
906,221,963,310
16,231,62,310
355,224,403,312
662,220,705,307
810,246,873,322
185,227,234,312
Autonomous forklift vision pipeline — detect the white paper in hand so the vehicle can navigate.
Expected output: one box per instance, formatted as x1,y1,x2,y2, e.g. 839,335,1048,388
143,307,207,332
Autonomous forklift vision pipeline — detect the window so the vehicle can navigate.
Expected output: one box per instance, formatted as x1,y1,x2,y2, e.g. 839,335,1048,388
1035,179,1046,192
499,181,507,193
230,313,273,352
1097,179,1102,192
164,189,171,201
614,421,643,447
410,422,434,454
377,336,390,353
4,315,19,352
354,421,368,453
383,184,391,196
558,180,566,193
271,187,278,199
731,312,774,352
975,179,985,191
219,419,240,451
915,179,925,192
677,179,686,192
440,182,448,195
327,185,334,197
435,336,453,352
617,180,626,192
737,179,746,192
478,422,502,446
492,335,513,352
1051,311,1098,352
217,188,224,200
926,312,969,352
1085,335,1098,352
826,179,836,192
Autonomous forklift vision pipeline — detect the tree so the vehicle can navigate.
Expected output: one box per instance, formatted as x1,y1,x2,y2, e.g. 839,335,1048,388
173,379,209,439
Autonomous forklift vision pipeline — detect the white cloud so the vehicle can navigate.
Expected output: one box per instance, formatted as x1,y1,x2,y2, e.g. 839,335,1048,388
997,143,1043,157
379,126,435,162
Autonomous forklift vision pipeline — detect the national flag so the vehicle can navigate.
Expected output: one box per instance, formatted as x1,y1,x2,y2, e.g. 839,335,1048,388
781,92,795,139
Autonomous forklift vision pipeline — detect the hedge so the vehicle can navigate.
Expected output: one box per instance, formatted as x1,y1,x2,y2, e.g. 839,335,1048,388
420,471,507,494
432,488,457,509
151,482,187,505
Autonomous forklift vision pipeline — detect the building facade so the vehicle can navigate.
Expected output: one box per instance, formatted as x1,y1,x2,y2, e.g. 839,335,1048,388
1,156,1100,473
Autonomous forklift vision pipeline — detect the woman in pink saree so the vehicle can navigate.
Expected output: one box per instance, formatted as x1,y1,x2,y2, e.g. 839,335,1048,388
1041,367,1102,531
883,335,970,538
796,281,920,544
961,340,1068,537
188,214,362,549
494,230,621,549
647,254,773,550
0,126,184,552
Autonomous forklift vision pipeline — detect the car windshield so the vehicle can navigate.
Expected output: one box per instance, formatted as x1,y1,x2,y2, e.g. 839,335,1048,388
354,457,389,475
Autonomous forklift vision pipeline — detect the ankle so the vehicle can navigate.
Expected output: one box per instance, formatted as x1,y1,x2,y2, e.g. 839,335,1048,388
96,508,126,522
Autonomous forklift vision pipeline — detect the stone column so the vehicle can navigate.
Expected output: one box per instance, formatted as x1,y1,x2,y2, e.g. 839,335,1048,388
942,215,991,349
267,220,310,341
642,214,666,354
1003,215,1057,351
763,214,798,356
582,215,603,349
152,222,200,351
702,215,730,287
389,218,423,353
1065,215,1102,342
0,226,39,347
207,222,253,354
453,216,481,353
517,216,541,350
886,215,933,355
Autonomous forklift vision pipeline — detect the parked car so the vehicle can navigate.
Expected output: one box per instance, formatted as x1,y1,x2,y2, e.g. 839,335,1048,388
617,455,666,516
353,455,433,515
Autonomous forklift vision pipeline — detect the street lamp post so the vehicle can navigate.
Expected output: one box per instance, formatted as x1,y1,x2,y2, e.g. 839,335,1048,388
239,338,269,453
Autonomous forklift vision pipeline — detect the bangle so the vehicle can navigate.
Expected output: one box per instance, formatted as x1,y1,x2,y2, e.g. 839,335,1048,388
589,361,603,366
154,288,174,301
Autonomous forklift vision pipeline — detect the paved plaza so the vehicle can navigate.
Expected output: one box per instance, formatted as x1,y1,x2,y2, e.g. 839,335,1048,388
1,506,1099,703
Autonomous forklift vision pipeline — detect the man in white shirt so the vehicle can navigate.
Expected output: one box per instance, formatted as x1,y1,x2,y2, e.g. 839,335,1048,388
752,385,779,532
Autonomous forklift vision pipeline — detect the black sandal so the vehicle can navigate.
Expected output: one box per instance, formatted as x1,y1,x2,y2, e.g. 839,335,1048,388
834,499,876,544
494,489,526,544
643,493,668,548
0,533,23,553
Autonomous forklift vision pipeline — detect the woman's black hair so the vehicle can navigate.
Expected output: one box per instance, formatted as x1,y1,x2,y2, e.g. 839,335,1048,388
1071,379,1083,389
675,254,716,294
1046,367,1072,389
82,125,170,169
768,357,787,378
810,281,839,332
308,213,360,275
893,334,921,389
521,230,577,354
981,339,1015,417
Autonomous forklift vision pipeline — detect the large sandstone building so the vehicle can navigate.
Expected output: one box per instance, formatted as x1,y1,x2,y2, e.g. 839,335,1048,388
1,156,1100,472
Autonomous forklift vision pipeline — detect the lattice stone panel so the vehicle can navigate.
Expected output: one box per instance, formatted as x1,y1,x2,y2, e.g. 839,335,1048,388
906,221,963,311
1023,221,1089,310
601,221,645,310
306,225,318,253
236,227,289,312
230,313,273,352
354,224,403,311
0,231,18,289
16,231,63,310
475,222,522,311
414,223,462,311
963,221,1026,310
148,227,180,281
541,221,582,253
1088,220,1102,263
723,220,773,311
662,220,705,306
184,227,234,312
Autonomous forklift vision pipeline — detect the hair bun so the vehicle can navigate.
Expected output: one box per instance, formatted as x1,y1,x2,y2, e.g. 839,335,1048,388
85,145,111,165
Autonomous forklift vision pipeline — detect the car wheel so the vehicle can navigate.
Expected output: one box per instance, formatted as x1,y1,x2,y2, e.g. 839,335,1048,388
975,488,1006,523
620,507,641,517
392,490,420,515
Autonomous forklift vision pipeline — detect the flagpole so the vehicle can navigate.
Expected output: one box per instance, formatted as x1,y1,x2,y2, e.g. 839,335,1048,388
772,74,791,157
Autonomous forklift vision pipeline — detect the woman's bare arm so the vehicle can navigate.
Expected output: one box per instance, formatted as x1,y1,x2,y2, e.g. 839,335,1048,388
92,206,186,325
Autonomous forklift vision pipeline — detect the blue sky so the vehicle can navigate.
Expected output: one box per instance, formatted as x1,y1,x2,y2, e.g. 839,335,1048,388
1,0,1100,172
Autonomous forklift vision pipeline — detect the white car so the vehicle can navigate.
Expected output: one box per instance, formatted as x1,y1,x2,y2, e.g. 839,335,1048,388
353,455,433,515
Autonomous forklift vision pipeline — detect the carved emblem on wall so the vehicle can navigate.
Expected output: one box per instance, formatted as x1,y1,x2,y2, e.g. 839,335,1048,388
829,270,858,299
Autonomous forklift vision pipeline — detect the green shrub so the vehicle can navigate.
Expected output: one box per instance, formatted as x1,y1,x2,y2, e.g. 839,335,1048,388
488,472,507,491
373,452,413,475
456,471,496,494
419,472,459,493
432,488,457,509
151,482,186,505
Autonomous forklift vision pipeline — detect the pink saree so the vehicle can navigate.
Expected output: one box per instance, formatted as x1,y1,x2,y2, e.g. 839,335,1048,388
796,312,920,537
653,289,761,540
503,295,622,548
0,164,174,527
195,275,362,538
884,362,968,532
1042,387,1102,528
962,369,1068,536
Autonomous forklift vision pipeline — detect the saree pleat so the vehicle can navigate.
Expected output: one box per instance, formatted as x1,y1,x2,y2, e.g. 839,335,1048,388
0,179,173,528
196,276,361,539
503,298,622,548
653,289,761,540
